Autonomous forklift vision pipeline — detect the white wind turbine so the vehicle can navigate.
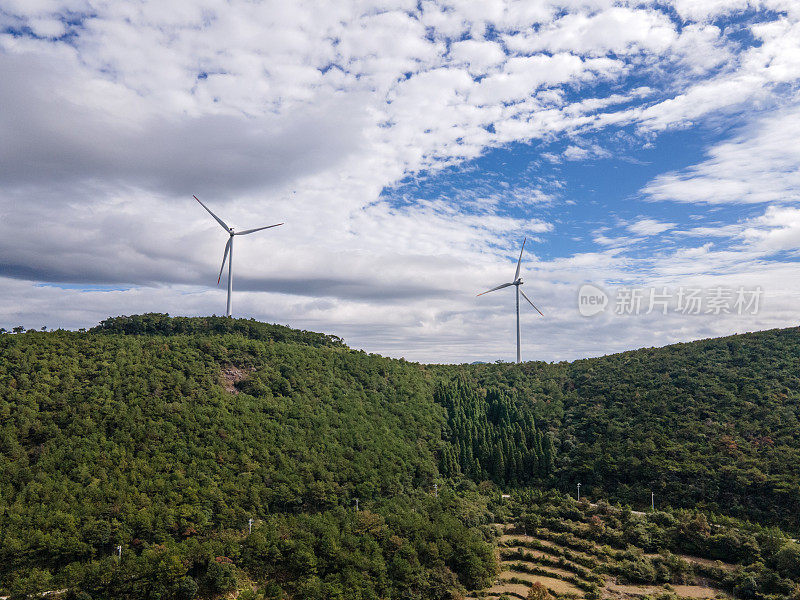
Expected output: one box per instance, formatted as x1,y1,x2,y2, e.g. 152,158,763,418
193,195,283,317
477,237,544,363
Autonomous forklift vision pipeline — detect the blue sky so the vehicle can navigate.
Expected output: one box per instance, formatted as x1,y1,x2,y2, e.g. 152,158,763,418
382,118,775,276
1,1,800,362
383,126,712,258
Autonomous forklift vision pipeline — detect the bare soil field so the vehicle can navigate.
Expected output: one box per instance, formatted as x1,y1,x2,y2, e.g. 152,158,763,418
478,521,737,600
489,577,583,598
500,533,600,563
481,581,537,598
500,563,577,580
607,581,730,599
501,546,556,560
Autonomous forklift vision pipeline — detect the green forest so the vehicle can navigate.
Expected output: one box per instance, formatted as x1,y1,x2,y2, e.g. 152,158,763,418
1,314,799,599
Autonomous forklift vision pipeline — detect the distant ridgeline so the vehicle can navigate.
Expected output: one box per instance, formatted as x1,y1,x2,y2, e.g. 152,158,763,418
1,314,799,598
91,313,345,348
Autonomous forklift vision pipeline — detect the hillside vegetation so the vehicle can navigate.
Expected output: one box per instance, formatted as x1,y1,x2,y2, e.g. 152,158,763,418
433,327,800,528
1,314,799,599
472,491,800,600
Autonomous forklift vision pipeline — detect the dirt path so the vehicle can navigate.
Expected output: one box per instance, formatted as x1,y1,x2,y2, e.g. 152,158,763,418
499,532,541,544
481,581,535,598
500,546,555,561
607,581,730,599
500,563,577,580
500,532,601,564
491,575,583,597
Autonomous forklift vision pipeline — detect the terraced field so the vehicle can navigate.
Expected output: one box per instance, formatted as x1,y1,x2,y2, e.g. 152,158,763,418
467,503,744,600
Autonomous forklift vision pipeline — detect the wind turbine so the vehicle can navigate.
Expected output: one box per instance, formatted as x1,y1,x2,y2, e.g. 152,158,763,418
477,237,544,363
193,195,283,317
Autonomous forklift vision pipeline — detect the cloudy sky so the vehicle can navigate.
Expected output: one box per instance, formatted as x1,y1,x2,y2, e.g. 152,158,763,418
2,0,800,363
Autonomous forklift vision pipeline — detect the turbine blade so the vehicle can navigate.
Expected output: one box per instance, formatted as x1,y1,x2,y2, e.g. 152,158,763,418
514,237,527,280
477,282,513,296
235,223,284,235
193,195,229,231
217,238,232,285
520,288,544,316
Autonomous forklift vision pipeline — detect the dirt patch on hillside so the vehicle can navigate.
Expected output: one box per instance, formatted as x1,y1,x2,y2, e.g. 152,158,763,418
481,581,534,598
500,547,554,561
220,365,253,394
501,565,580,581
500,534,598,563
496,573,583,596
607,581,729,599
671,585,730,598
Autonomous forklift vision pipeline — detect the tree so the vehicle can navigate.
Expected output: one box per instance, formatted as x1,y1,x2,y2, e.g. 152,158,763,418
203,561,237,594
776,543,800,579
174,576,199,600
526,582,552,600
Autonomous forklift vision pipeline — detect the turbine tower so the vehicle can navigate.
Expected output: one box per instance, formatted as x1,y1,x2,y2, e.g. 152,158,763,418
477,237,544,363
193,195,283,317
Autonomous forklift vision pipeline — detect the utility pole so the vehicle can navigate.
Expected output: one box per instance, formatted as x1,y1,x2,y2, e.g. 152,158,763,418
651,491,655,511
354,498,359,511
577,482,581,502
248,518,253,535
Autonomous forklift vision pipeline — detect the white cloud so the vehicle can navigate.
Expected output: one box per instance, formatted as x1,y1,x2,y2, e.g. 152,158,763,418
741,205,800,254
503,7,677,56
2,0,800,362
449,39,506,75
628,17,800,132
642,103,800,204
561,143,611,161
627,218,676,236
671,0,800,22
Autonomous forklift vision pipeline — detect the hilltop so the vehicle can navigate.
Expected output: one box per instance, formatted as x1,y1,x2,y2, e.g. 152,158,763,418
1,315,799,599
90,313,345,348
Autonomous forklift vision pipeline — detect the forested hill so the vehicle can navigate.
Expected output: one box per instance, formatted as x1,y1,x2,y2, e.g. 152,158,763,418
0,316,495,599
436,326,800,529
1,315,800,598
90,313,344,348
561,327,800,527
